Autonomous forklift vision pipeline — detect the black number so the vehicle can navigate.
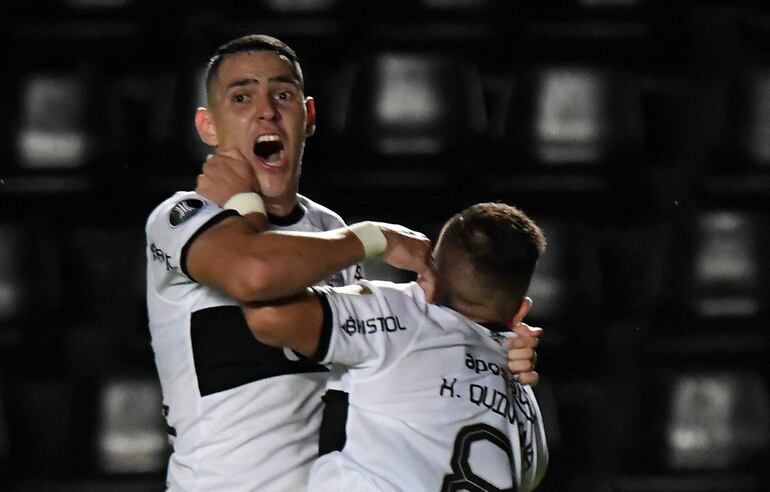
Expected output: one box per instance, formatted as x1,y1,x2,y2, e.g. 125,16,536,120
441,423,516,492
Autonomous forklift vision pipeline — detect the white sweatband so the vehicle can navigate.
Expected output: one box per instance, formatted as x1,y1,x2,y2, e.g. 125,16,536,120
349,221,387,258
224,192,266,216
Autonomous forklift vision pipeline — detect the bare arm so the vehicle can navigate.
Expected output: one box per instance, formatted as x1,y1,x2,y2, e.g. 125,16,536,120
241,289,325,357
187,218,369,302
189,150,434,302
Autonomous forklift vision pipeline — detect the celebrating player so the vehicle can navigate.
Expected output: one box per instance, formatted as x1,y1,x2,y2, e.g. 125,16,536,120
242,202,550,491
146,34,435,491
146,34,542,491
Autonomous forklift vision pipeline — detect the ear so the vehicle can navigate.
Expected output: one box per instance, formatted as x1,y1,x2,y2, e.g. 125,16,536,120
510,296,533,327
195,107,219,146
304,97,316,137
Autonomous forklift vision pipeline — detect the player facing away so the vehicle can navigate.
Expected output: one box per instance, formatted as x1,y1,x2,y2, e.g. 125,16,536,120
242,202,550,491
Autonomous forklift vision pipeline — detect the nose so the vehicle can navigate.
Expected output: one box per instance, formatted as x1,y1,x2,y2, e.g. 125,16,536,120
255,92,279,121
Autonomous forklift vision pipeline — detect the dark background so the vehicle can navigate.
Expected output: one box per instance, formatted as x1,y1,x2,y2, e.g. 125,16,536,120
0,0,768,490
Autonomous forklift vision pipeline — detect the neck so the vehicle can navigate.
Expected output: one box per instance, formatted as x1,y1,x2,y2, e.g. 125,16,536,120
263,194,299,218
444,300,503,326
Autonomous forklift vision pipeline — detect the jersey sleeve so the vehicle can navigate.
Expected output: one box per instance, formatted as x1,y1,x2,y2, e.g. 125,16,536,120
146,191,238,285
310,281,426,372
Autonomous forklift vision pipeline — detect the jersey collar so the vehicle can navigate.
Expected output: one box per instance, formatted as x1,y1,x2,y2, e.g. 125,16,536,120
268,202,306,226
479,322,510,333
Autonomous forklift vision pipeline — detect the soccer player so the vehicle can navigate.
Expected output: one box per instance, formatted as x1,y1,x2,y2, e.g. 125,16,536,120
145,34,435,491
147,33,541,491
241,202,550,491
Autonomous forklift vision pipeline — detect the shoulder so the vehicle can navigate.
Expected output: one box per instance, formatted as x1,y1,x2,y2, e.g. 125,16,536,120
356,280,428,314
146,191,215,230
372,280,426,300
318,280,424,305
297,194,347,228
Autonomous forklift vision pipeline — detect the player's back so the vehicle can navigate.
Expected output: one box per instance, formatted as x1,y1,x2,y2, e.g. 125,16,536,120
310,281,548,492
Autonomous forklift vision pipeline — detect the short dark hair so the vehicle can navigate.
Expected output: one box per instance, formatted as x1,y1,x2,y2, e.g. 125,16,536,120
437,202,546,300
205,34,305,99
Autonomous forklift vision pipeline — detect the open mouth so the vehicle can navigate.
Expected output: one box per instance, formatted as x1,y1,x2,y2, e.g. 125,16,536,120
253,134,284,165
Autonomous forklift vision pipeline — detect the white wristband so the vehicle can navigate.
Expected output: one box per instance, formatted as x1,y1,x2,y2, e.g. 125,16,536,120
349,221,387,258
224,192,266,216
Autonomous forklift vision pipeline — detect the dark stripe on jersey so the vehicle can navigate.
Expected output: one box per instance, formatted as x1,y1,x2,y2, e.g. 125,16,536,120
268,202,305,226
319,389,349,456
191,306,328,396
309,288,333,362
180,209,240,281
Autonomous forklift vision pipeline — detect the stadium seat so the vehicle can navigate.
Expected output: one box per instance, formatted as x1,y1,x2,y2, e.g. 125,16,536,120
483,64,649,219
614,364,770,492
15,73,92,172
7,66,124,194
92,374,167,475
319,50,489,215
683,210,766,320
503,64,645,167
663,369,768,471
345,50,487,157
652,209,770,336
614,207,770,490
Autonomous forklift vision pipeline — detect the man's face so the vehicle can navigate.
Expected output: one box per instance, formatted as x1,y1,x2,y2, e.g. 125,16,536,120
207,50,313,203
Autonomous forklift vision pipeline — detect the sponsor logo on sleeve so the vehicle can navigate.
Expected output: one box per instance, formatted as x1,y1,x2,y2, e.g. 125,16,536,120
340,315,407,335
150,242,177,271
169,199,205,227
324,272,345,288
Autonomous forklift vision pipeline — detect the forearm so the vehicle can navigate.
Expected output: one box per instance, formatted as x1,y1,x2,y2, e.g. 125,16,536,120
189,214,430,303
241,288,324,356
239,228,363,301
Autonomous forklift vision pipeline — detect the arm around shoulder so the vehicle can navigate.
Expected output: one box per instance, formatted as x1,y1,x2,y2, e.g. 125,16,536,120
186,215,365,302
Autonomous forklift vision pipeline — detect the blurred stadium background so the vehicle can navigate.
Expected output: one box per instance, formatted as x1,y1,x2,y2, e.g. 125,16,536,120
1,0,769,490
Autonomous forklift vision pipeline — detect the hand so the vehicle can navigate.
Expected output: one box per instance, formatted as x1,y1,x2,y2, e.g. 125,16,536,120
377,223,436,299
504,322,543,386
196,149,259,206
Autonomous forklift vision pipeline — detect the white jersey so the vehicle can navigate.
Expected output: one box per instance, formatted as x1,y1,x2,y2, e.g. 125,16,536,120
145,191,361,492
308,280,549,492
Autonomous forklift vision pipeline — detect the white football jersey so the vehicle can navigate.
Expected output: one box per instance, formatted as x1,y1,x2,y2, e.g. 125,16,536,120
146,191,362,492
308,280,549,492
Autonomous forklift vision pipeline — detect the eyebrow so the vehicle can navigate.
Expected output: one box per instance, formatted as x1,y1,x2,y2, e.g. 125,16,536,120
225,75,301,91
